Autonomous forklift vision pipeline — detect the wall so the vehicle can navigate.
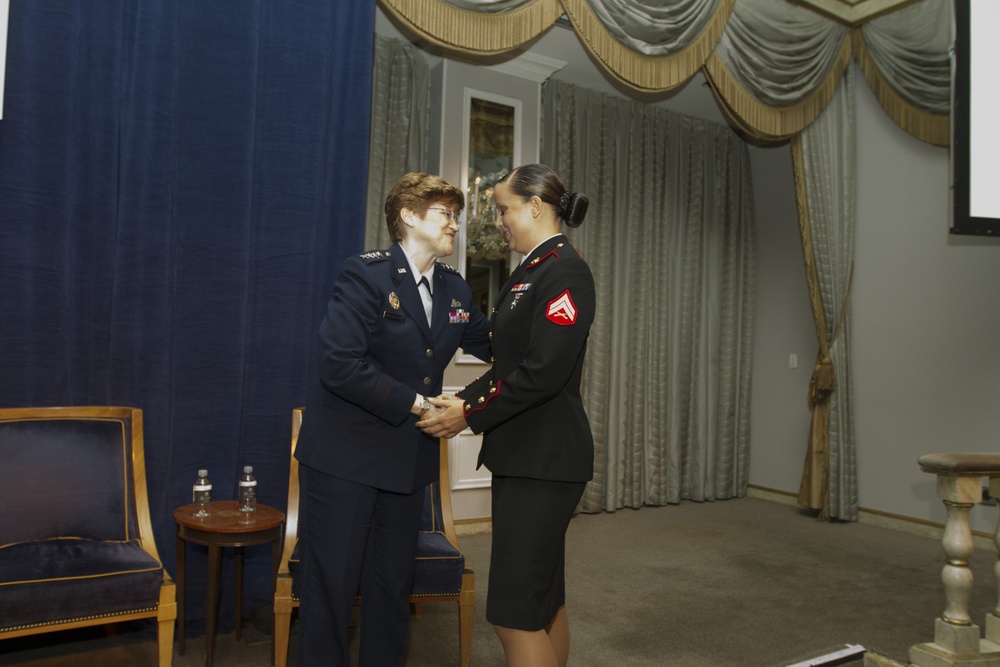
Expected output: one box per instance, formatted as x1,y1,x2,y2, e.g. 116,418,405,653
748,65,1000,533
746,141,817,494
853,70,1000,532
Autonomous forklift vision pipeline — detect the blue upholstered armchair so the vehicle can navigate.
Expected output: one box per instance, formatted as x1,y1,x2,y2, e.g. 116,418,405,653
0,406,177,666
273,408,475,667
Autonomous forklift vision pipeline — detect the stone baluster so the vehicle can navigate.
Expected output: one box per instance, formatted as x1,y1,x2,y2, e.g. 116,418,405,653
987,476,1000,647
910,453,1000,667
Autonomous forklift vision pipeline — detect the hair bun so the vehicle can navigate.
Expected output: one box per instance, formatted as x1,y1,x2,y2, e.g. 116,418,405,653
563,192,589,228
558,192,571,217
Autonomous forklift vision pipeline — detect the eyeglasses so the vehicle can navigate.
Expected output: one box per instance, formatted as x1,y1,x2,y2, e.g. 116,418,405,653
427,207,459,224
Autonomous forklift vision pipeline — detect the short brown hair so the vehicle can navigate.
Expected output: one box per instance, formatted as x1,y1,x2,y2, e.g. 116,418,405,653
383,173,464,243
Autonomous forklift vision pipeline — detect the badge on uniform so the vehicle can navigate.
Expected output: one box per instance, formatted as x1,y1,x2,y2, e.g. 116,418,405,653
511,283,531,292
389,292,400,310
451,298,461,308
546,290,578,325
449,309,470,323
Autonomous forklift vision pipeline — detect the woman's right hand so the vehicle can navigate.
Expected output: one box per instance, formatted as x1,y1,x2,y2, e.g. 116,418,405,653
416,395,468,439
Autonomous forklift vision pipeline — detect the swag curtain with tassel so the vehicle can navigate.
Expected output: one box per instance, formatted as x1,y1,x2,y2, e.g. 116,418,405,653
792,67,859,521
0,0,374,629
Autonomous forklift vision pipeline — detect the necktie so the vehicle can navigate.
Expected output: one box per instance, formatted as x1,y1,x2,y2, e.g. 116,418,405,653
418,277,433,325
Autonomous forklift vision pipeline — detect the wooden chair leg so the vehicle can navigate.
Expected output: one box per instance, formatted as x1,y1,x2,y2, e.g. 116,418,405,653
157,580,177,667
273,604,292,667
459,570,475,667
158,617,175,667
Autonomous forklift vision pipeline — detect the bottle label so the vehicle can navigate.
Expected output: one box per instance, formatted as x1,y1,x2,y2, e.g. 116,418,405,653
193,484,212,491
239,480,257,487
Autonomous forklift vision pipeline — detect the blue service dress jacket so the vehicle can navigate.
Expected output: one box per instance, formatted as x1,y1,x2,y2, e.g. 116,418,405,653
459,234,596,483
296,242,492,494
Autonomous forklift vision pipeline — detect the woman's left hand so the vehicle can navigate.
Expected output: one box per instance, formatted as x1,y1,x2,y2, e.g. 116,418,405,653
417,395,468,439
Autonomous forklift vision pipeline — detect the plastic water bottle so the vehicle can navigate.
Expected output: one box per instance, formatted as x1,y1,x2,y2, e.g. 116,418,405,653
192,469,212,517
239,466,257,513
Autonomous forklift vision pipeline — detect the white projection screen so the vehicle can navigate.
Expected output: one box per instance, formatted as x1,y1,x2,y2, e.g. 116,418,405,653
952,0,1000,236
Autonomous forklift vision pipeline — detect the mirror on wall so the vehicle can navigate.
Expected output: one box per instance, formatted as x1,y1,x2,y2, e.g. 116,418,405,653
462,93,520,323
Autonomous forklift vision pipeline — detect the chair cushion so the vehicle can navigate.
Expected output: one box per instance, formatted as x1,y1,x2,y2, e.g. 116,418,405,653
411,530,464,597
0,539,163,631
0,419,134,546
286,530,465,600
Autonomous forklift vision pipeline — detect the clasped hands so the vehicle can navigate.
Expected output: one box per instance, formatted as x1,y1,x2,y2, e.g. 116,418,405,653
417,394,468,439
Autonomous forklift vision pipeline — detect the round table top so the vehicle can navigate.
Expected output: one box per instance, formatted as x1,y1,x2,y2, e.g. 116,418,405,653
173,500,284,533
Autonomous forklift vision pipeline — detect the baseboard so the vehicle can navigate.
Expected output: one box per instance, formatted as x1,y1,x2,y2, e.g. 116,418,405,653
747,485,995,550
455,518,492,536
457,488,994,549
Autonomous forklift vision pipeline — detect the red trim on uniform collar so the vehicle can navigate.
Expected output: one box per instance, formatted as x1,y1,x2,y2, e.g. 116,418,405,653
525,249,560,269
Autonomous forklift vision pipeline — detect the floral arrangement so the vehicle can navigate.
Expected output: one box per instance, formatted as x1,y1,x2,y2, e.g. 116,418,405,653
466,168,508,261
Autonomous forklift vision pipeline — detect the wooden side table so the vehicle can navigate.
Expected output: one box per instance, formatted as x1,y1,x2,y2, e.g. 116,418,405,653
173,500,285,667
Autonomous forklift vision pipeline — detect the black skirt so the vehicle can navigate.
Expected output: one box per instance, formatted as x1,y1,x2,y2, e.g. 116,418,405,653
487,475,587,631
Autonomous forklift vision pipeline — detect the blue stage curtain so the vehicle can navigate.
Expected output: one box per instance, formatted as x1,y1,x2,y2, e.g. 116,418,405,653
0,0,374,632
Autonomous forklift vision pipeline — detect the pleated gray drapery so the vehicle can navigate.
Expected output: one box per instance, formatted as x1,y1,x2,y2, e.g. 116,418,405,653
365,35,431,250
541,79,756,512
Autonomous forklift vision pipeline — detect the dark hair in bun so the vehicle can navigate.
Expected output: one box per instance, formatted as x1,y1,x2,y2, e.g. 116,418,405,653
499,164,589,228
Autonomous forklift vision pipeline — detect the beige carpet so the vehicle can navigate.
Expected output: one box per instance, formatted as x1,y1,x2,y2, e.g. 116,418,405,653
1,496,994,666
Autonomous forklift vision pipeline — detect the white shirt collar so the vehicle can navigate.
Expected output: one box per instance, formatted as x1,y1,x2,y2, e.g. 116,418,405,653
399,245,435,293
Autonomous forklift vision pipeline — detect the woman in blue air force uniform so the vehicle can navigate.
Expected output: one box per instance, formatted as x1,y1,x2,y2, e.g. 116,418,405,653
419,164,595,667
294,172,491,667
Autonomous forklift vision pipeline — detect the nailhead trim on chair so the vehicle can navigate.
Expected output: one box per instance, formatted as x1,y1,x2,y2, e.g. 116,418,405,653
0,605,159,633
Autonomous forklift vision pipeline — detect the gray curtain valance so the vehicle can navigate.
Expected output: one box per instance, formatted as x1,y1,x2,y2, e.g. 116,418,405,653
379,0,951,145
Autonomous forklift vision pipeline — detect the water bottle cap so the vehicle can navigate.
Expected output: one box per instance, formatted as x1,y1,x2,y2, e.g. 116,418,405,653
198,469,208,477
244,466,253,474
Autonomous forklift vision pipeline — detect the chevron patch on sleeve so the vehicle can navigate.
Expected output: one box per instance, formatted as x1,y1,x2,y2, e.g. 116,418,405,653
546,290,578,325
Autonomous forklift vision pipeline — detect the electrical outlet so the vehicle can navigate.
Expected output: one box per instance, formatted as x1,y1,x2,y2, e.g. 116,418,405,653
789,354,798,369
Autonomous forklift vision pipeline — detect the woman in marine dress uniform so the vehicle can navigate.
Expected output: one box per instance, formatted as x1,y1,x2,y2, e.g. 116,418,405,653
420,164,595,667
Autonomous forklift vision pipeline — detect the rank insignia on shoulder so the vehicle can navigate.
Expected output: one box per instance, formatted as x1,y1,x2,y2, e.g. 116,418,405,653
389,292,400,310
436,262,458,273
449,310,470,324
546,289,578,325
359,250,385,261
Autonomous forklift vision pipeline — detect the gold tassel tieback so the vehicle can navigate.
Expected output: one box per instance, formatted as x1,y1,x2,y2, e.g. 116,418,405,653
809,353,836,406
